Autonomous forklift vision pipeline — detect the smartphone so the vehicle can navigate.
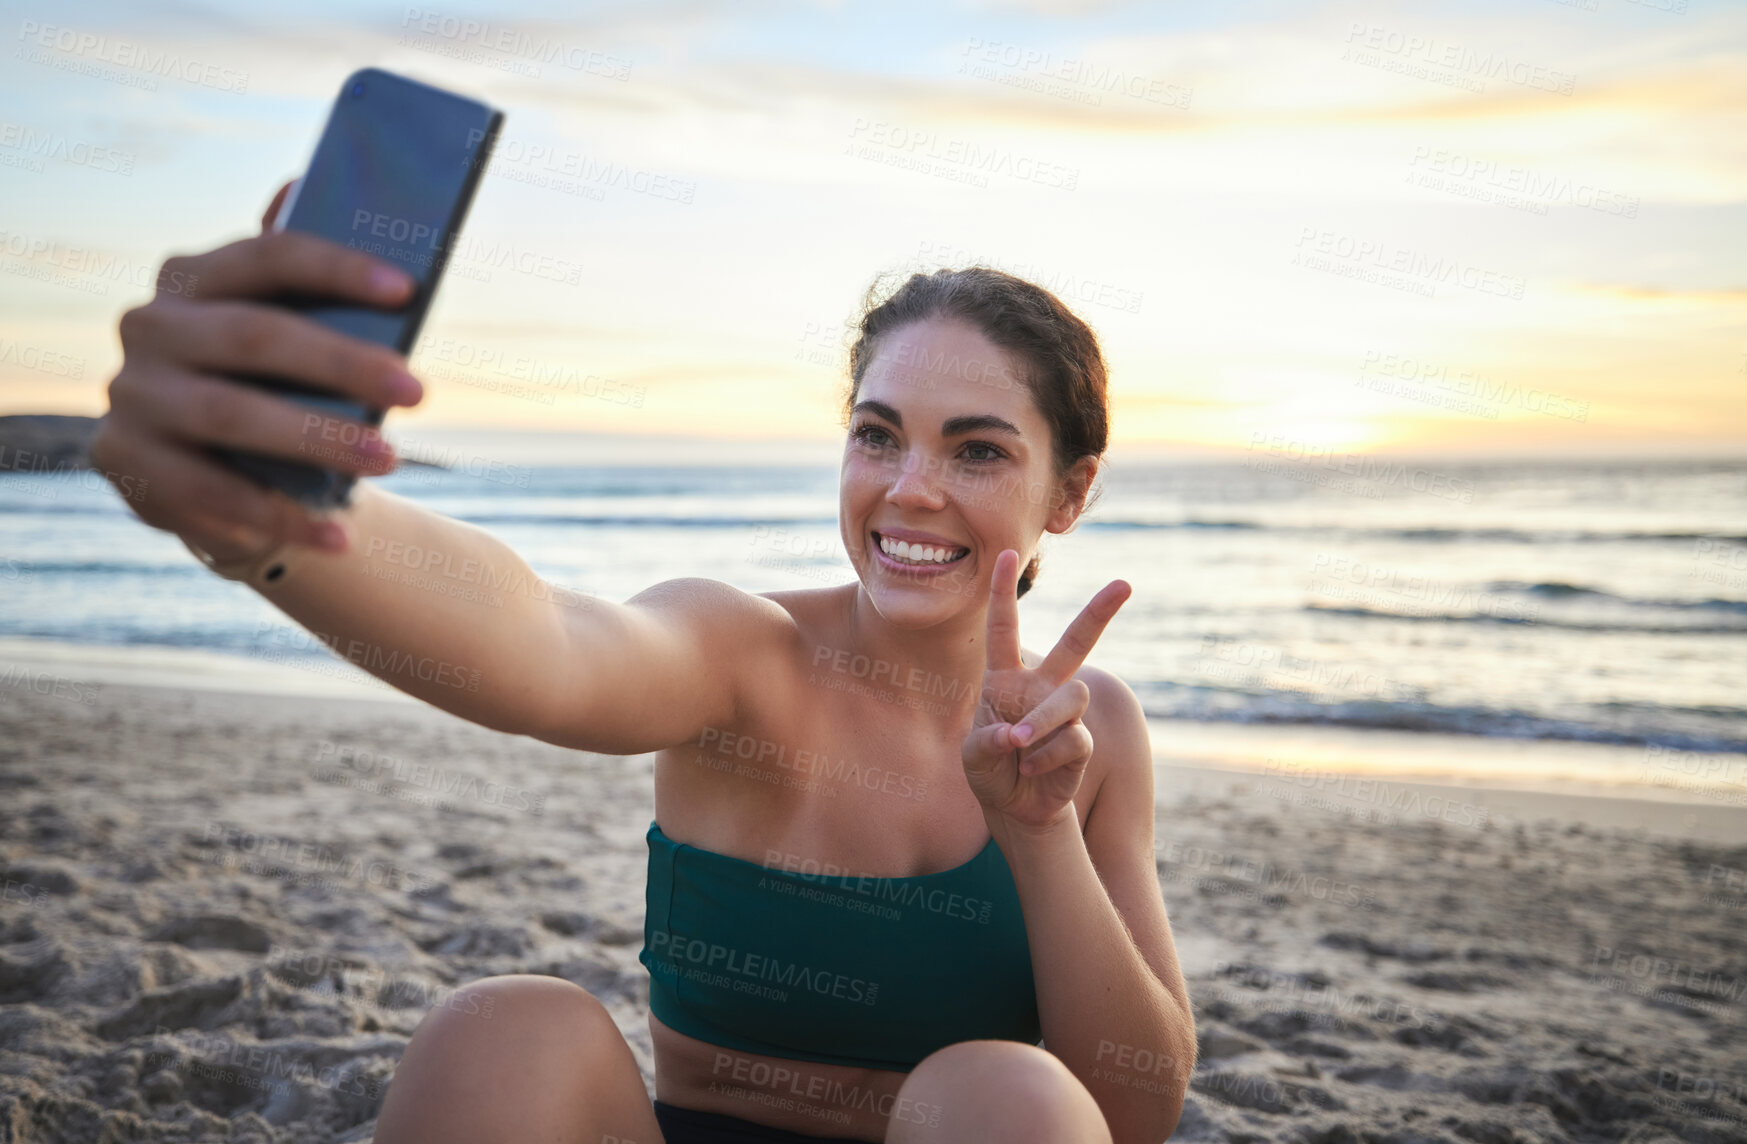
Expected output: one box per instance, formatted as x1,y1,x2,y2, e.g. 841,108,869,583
212,67,503,508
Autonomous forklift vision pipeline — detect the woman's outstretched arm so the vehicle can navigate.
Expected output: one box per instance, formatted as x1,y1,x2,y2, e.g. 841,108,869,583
93,186,779,756
246,480,775,754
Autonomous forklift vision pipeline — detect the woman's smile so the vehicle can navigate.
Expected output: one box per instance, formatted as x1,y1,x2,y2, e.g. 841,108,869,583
871,529,971,575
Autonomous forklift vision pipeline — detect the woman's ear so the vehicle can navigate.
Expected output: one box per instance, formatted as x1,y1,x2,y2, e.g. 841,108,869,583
1045,456,1098,534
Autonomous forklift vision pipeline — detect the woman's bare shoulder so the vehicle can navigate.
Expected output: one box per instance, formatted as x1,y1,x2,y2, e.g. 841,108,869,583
621,575,815,666
624,577,855,668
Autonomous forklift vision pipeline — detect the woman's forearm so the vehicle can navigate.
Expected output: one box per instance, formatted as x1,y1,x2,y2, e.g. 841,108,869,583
244,480,587,731
994,818,1196,1144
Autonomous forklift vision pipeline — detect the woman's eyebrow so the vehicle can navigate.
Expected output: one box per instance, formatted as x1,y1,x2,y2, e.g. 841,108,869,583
851,400,1022,438
943,413,1022,438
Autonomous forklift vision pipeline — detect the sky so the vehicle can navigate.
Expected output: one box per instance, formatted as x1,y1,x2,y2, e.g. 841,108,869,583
1,0,1743,462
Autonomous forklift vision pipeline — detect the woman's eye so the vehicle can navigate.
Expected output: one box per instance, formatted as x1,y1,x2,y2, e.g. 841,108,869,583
961,442,1002,463
852,425,891,447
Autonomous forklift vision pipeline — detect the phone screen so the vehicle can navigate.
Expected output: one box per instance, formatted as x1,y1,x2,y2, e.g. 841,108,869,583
217,68,502,507
279,68,500,351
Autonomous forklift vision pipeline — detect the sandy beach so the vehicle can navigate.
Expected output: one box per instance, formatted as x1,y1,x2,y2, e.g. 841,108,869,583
2,651,1745,1143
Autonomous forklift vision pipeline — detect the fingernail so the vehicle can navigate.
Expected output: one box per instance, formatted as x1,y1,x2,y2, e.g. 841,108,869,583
371,264,414,298
389,369,423,405
315,521,348,552
1012,723,1033,746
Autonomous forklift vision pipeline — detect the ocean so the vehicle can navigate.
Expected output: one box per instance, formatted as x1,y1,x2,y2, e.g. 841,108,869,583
3,453,1744,778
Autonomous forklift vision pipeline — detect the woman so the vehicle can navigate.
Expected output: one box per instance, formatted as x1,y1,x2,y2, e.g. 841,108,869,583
92,182,1197,1144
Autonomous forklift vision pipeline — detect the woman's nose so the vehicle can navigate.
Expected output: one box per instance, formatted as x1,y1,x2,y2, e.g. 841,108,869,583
886,451,946,503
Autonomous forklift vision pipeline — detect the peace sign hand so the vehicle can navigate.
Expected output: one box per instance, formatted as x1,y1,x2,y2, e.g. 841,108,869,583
961,549,1132,837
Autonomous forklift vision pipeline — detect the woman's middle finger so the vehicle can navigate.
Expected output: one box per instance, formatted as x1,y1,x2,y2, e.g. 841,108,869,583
1010,677,1092,747
120,366,396,476
161,229,414,308
127,298,420,412
1018,721,1094,776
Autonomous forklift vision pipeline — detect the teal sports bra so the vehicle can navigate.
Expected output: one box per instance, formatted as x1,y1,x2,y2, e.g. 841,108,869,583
640,819,1041,1072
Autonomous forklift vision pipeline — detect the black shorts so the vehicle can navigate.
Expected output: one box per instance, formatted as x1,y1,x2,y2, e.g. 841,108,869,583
651,1099,868,1144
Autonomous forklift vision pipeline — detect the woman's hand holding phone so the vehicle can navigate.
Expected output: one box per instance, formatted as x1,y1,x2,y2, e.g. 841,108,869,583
90,181,425,563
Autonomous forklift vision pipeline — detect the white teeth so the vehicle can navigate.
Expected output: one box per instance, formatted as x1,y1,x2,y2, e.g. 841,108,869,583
878,534,967,565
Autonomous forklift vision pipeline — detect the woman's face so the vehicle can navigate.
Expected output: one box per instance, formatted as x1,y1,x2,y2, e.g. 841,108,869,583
840,316,1086,628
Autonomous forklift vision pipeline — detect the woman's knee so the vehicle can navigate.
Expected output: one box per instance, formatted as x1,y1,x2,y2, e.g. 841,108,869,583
375,974,650,1144
425,973,609,1036
890,1040,1111,1143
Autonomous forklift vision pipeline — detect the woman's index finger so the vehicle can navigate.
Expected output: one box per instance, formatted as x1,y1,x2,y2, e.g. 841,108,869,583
984,548,1025,671
1037,579,1131,684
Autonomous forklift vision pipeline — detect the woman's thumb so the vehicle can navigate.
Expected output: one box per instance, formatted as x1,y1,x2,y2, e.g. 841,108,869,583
961,720,1015,775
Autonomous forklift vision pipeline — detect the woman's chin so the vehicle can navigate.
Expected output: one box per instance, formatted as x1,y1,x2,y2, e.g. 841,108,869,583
865,579,975,624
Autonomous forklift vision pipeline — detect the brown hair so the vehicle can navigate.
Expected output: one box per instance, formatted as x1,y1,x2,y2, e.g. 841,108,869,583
842,266,1109,599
